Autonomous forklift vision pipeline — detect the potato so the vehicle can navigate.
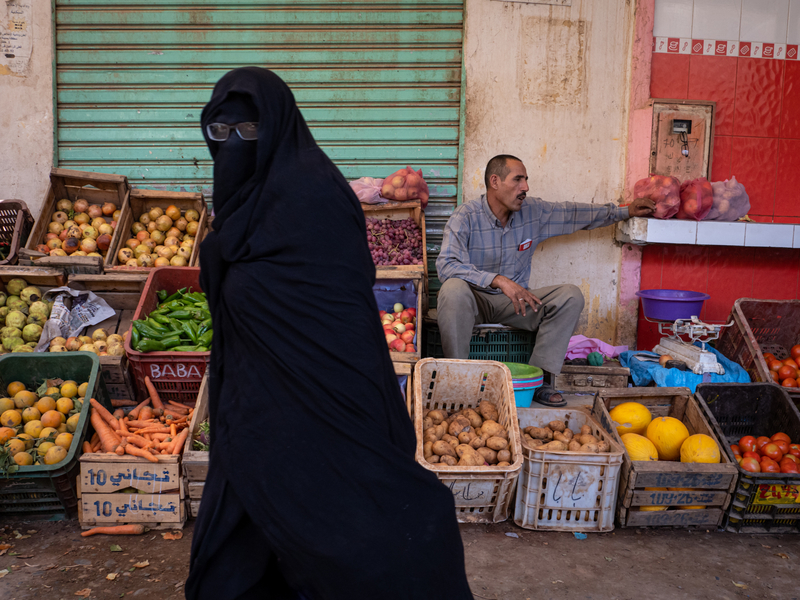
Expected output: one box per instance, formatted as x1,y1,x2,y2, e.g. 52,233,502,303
457,431,473,445
548,420,566,433
447,437,459,449
525,427,552,441
434,423,447,440
580,443,600,453
562,428,574,440
445,413,459,426
448,415,471,437
455,444,476,458
462,408,483,429
456,444,484,466
578,434,599,445
439,455,457,466
486,436,508,451
553,432,570,444
481,420,507,439
423,441,434,459
497,449,511,463
423,430,439,444
422,417,434,430
597,440,610,453
580,424,593,436
568,440,582,452
427,454,440,464
522,434,543,449
478,400,499,422
428,409,447,425
496,461,511,467
537,441,568,451
476,447,497,464
432,440,456,457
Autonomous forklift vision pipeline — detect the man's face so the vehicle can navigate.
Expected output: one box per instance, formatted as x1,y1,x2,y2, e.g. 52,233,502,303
492,159,529,213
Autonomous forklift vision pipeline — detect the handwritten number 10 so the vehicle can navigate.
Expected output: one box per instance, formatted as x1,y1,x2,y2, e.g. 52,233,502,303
87,469,107,486
93,501,112,517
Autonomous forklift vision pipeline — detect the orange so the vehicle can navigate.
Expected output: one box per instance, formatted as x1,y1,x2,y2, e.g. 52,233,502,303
0,409,22,428
0,426,15,444
36,441,55,456
60,382,78,398
44,445,67,465
56,397,74,414
55,432,73,449
77,382,89,397
0,397,15,413
23,420,43,438
66,414,80,433
16,432,34,449
6,381,26,397
13,451,33,466
41,410,63,429
38,427,58,440
44,386,61,400
35,397,56,414
13,390,38,409
21,406,41,423
5,438,25,456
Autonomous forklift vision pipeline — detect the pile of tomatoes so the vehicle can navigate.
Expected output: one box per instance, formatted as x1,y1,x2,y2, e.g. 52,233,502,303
763,346,800,388
732,432,800,474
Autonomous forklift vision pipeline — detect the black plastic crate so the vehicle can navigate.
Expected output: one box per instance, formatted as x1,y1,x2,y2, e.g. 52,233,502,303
423,319,534,364
695,383,800,534
0,200,34,265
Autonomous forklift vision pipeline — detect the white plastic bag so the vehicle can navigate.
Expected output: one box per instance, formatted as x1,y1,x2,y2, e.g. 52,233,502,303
349,177,386,205
706,176,750,221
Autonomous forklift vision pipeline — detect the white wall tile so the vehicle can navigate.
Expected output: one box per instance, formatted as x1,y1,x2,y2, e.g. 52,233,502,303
697,222,746,246
744,223,795,247
693,0,742,41
790,0,800,44
646,220,698,244
654,0,695,38
794,225,800,248
740,0,789,43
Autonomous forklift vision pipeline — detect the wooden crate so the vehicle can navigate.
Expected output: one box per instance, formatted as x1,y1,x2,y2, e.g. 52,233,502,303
24,168,130,272
78,453,185,529
182,373,209,519
375,275,424,364
69,273,149,401
108,188,207,271
553,360,630,392
362,200,427,280
0,266,66,290
591,388,738,528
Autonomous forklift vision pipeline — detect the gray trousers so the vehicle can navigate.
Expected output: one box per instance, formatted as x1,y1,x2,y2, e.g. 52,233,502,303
436,278,585,375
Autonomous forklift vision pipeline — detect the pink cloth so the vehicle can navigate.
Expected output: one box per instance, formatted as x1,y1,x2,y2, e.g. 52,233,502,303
565,335,628,360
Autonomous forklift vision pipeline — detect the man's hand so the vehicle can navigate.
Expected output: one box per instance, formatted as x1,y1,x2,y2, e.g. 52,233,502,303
628,197,656,218
490,275,542,317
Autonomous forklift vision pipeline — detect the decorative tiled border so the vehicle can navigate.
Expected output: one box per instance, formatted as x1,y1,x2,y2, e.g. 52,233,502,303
653,37,799,59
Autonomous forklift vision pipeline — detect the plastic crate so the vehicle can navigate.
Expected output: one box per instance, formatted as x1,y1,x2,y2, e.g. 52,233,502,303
413,358,523,523
423,319,534,364
0,352,109,520
0,200,34,265
124,267,208,404
716,298,800,404
514,408,624,532
695,382,800,534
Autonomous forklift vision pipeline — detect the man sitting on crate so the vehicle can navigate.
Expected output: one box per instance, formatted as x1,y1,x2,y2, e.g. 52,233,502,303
435,154,655,407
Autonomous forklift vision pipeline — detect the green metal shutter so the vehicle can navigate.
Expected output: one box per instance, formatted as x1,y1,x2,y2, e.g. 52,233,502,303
55,0,464,304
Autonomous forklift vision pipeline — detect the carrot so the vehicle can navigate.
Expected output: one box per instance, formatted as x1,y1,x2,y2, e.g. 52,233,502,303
168,400,193,410
90,411,120,453
169,423,177,438
115,445,126,455
91,440,101,453
110,399,138,407
144,376,164,410
119,418,129,435
163,409,186,420
125,445,158,463
127,397,151,420
81,524,147,537
82,441,93,454
124,435,153,449
151,433,169,441
135,427,171,435
139,405,154,421
112,408,125,419
90,398,118,428
90,432,99,446
169,428,190,455
125,419,159,428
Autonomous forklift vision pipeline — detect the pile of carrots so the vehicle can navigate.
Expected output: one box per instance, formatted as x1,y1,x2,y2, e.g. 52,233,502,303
83,376,193,463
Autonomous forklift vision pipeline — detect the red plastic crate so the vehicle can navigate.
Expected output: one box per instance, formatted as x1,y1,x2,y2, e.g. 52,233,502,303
124,267,209,403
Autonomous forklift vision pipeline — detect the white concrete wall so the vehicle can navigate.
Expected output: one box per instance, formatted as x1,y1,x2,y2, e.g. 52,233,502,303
0,1,53,217
464,0,635,343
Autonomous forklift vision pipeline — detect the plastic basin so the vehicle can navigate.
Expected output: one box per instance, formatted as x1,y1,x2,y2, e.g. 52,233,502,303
636,289,710,321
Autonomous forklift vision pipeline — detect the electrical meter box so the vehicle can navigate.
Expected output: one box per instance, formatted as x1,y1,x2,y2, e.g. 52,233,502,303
650,101,715,180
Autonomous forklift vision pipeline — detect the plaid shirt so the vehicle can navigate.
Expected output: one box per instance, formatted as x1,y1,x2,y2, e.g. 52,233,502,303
436,195,629,292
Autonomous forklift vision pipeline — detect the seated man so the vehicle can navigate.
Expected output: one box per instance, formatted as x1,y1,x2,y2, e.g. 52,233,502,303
435,154,654,406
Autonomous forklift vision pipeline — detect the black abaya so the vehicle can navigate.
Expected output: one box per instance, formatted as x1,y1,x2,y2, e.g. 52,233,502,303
186,67,472,600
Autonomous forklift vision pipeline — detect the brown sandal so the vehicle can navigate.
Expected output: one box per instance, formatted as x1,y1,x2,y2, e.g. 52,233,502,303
532,384,566,407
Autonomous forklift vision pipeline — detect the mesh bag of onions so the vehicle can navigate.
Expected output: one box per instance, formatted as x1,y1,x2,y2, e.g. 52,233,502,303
632,174,681,219
380,166,430,208
706,176,750,221
676,177,714,221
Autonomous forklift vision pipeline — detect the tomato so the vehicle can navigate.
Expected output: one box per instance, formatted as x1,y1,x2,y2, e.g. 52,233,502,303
778,365,797,380
763,461,782,473
789,444,800,457
756,436,772,451
741,457,761,472
771,370,781,383
731,444,741,454
769,359,784,372
764,352,777,363
743,451,761,460
739,436,757,453
762,443,784,462
781,453,800,465
774,440,791,455
735,454,743,465
782,378,798,388
780,462,799,474
791,345,800,360
772,432,792,444
784,358,800,369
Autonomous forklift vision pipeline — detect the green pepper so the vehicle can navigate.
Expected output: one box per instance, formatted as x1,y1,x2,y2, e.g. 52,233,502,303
133,321,170,340
149,308,168,317
157,289,168,302
198,330,213,347
171,345,199,352
160,335,183,349
131,326,141,349
149,314,171,325
179,320,199,344
136,338,166,352
162,288,187,304
168,310,192,320
146,318,170,333
195,345,209,352
161,300,187,312
166,319,185,334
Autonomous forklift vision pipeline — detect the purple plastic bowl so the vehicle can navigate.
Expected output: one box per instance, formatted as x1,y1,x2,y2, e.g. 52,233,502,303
636,289,710,321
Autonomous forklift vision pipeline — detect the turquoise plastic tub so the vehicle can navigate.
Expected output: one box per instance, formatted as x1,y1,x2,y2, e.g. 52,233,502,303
503,362,543,408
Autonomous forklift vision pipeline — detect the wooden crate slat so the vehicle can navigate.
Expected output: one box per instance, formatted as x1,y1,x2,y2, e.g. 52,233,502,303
624,508,724,528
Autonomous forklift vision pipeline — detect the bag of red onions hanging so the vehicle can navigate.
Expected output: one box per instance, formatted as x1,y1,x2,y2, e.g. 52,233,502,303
380,166,430,208
633,174,681,219
677,177,714,221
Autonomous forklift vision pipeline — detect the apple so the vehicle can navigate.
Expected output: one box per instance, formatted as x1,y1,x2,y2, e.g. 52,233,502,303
379,310,387,318
389,339,406,352
404,322,415,331
392,322,406,334
393,303,404,313
405,344,416,352
400,310,414,324
400,330,415,343
406,308,416,317
385,333,398,344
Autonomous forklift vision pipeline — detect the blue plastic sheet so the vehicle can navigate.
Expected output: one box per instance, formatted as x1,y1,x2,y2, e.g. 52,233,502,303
619,343,750,393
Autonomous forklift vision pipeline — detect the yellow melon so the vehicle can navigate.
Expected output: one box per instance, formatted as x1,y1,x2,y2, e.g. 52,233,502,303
609,402,652,436
646,416,690,461
621,433,659,461
639,488,669,511
668,487,704,509
680,434,720,464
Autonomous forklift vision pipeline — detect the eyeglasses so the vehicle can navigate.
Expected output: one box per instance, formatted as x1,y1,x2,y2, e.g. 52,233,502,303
206,122,259,142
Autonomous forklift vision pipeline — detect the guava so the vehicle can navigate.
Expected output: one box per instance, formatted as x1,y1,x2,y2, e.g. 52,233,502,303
5,279,27,297
12,345,33,353
3,337,23,352
6,297,27,315
20,286,42,304
28,301,50,317
26,313,47,327
0,292,6,307
0,307,9,320
22,324,42,343
0,327,21,340
5,311,26,330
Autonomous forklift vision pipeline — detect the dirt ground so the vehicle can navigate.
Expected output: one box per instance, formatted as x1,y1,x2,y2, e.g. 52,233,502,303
1,519,799,600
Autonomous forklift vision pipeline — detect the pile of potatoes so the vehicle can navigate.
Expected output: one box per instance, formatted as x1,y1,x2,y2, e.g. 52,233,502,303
522,420,611,453
422,400,514,467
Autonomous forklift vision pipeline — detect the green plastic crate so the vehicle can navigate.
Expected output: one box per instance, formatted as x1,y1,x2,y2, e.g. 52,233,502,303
423,319,535,364
0,352,109,520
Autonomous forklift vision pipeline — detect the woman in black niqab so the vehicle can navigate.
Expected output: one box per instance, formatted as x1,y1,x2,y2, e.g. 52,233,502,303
186,67,472,600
